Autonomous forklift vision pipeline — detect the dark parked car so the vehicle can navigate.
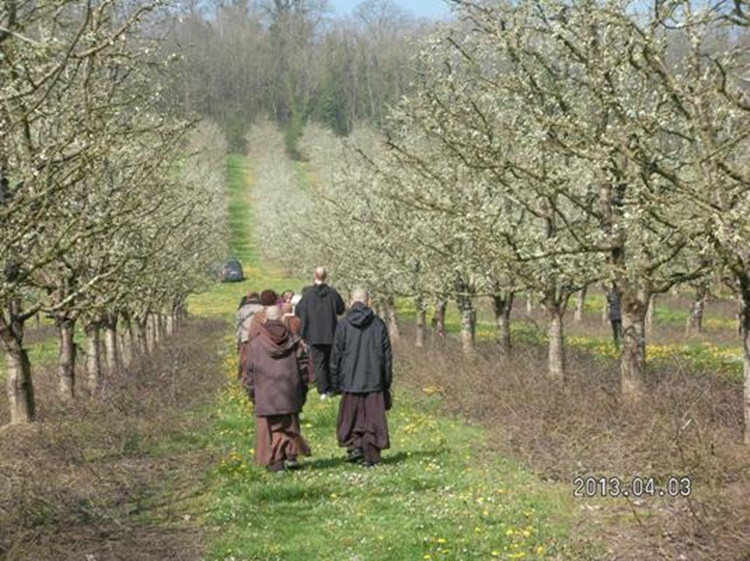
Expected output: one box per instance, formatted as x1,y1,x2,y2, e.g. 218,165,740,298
218,258,244,282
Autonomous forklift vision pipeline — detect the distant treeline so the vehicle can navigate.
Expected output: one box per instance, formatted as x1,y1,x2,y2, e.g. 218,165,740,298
161,0,438,152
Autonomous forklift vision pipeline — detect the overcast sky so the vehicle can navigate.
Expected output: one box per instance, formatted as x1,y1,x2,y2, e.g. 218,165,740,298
327,0,454,21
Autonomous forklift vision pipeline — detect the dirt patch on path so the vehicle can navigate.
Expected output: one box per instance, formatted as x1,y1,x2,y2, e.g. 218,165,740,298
0,318,226,561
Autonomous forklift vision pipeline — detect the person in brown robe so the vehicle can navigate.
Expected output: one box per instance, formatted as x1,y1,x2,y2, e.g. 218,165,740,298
281,302,301,335
330,288,393,467
244,304,312,472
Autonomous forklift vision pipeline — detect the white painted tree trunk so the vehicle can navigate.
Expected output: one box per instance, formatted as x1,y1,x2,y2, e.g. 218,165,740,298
645,294,656,336
2,300,35,423
384,297,400,340
166,314,176,336
573,287,586,323
415,297,426,348
5,349,35,424
105,323,120,376
56,318,77,400
739,290,750,445
432,300,446,342
459,306,475,355
85,323,102,394
547,311,565,381
146,314,157,354
620,294,649,398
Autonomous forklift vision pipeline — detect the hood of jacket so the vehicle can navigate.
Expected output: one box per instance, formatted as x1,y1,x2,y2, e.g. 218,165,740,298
347,302,375,328
258,320,295,357
310,283,333,299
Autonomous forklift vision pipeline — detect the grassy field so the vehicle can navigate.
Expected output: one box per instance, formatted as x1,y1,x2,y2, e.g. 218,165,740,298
197,155,590,560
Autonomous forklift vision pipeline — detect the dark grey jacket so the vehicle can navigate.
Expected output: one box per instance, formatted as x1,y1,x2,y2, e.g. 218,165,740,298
330,303,392,394
295,284,345,345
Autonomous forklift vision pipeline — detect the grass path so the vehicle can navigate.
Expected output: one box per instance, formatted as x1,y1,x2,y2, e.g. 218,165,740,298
191,155,589,560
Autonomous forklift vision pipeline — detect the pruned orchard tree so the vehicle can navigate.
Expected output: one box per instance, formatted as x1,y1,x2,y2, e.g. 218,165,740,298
1,1,229,424
0,0,172,423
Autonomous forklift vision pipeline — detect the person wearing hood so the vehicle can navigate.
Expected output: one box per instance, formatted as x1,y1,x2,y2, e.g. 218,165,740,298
235,292,264,378
330,288,393,467
244,304,312,472
295,267,345,398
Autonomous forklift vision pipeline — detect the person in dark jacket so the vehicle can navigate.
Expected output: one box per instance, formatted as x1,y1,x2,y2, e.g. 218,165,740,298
244,304,312,472
295,267,345,398
330,288,393,467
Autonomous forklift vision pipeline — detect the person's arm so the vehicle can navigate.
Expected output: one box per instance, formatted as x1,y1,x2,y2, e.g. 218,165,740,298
242,346,256,404
329,323,346,394
334,290,345,315
382,322,393,391
296,339,313,387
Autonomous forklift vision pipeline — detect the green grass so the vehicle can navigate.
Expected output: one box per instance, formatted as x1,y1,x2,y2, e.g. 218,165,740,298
189,155,301,320
208,362,578,561
197,154,588,560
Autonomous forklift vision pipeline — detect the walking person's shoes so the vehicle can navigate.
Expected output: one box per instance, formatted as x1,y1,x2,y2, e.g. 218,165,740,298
362,461,378,468
284,458,300,470
345,448,364,462
266,461,285,474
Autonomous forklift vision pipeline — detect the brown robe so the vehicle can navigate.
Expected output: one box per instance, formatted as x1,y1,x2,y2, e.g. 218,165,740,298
244,320,311,468
337,391,390,464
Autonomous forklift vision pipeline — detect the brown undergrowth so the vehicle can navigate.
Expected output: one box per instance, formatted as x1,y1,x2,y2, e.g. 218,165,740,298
395,325,750,561
0,318,225,561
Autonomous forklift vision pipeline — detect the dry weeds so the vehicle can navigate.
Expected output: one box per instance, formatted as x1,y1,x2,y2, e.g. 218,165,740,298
396,312,750,561
0,318,225,561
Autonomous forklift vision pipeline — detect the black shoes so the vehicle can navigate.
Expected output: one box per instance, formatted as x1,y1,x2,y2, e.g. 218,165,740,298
345,448,364,462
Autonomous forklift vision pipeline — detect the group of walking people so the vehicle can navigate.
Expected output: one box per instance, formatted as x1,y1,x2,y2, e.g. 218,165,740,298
235,267,393,472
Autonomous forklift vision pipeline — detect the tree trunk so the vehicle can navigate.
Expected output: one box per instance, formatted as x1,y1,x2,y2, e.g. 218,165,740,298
645,294,656,336
85,322,102,394
431,300,447,342
573,287,586,323
743,319,750,446
735,278,750,445
686,285,707,336
547,311,565,381
384,297,399,340
620,292,649,397
526,294,534,314
146,314,157,354
5,348,35,424
1,299,35,423
104,321,120,376
166,314,176,337
457,300,475,354
135,316,148,356
492,292,514,357
415,297,426,348
56,317,77,400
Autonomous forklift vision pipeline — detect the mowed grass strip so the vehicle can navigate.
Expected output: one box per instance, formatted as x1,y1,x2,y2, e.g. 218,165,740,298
206,350,578,561
189,155,298,319
199,154,584,560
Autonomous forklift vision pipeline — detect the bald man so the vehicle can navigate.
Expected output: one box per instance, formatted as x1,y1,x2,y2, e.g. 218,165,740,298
330,289,393,467
295,267,346,398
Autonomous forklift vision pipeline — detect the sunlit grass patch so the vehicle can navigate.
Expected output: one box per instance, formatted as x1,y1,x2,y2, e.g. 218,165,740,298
206,343,580,561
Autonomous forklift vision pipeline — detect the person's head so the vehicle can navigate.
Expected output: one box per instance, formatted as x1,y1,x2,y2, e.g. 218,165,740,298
313,267,327,285
260,290,278,306
246,291,260,303
265,304,282,321
351,288,369,306
282,290,294,302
